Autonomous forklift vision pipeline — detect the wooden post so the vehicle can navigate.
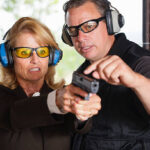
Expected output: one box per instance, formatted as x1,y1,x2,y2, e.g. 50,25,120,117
143,0,150,50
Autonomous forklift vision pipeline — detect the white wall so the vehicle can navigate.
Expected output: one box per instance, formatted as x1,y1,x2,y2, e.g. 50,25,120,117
110,0,143,46
48,0,143,46
0,0,143,45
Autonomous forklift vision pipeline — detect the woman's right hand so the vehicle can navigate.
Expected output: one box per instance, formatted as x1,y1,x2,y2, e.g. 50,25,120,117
56,84,101,121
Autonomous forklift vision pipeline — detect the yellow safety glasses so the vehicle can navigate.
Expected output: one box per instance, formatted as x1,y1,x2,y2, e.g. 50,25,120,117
13,46,50,58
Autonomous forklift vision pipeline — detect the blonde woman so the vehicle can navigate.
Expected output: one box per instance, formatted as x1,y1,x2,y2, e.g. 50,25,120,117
0,17,101,150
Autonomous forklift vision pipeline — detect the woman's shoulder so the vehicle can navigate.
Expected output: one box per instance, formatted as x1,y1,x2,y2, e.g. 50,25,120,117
0,84,16,97
0,84,13,92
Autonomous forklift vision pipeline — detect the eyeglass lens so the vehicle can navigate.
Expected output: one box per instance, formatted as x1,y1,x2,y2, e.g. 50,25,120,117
67,17,105,37
14,47,50,58
68,21,98,37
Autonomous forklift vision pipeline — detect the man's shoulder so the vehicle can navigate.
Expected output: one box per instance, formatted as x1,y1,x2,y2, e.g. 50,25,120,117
115,33,150,66
133,56,150,77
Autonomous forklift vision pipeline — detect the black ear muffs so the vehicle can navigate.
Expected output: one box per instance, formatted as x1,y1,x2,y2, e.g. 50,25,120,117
105,9,125,35
48,48,63,66
0,41,13,67
61,24,73,46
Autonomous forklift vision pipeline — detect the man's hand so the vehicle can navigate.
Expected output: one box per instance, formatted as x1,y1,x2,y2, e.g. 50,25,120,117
56,84,101,121
84,55,139,88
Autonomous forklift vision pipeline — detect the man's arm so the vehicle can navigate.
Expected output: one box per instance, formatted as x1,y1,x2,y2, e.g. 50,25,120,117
131,56,150,114
84,55,150,114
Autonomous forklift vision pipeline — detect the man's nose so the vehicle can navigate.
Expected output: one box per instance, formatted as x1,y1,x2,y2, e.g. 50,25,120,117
76,29,86,42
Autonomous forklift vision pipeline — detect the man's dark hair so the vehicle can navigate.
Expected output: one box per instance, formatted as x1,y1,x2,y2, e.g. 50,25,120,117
63,0,110,18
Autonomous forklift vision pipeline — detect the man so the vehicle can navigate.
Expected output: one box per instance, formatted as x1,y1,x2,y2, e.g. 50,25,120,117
61,0,150,149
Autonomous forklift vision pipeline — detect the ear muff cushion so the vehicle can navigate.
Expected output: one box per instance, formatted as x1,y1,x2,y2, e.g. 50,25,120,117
118,14,125,28
0,43,9,67
48,48,63,66
53,49,63,65
105,10,124,35
48,49,54,66
111,10,122,33
61,25,73,46
0,42,13,67
105,10,114,35
6,42,13,67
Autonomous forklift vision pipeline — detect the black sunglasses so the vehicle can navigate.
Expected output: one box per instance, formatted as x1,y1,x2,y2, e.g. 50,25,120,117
66,16,105,37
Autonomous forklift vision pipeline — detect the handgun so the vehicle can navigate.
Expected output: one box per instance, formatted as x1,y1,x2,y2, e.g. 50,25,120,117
72,71,99,100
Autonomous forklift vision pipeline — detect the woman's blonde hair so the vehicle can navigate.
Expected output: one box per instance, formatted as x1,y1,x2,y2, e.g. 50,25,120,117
0,17,65,89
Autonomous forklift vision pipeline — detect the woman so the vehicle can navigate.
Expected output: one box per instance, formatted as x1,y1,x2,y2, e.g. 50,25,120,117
0,17,93,150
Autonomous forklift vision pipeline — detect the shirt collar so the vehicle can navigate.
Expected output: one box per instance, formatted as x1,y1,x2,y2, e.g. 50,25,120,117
14,81,52,98
108,33,129,58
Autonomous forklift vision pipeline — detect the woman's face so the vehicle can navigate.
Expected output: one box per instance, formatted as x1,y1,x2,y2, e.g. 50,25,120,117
13,32,49,84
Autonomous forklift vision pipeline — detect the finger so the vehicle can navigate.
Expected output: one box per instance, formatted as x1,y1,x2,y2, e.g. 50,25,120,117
91,109,99,115
76,94,101,104
108,64,129,85
62,105,73,113
72,102,100,116
71,103,90,116
63,99,71,106
84,55,112,75
92,71,100,79
63,85,84,100
75,109,92,116
76,108,99,120
102,58,121,81
61,98,76,113
63,86,74,98
109,66,121,84
93,56,120,79
84,61,100,75
75,100,101,110
70,85,89,98
76,115,89,121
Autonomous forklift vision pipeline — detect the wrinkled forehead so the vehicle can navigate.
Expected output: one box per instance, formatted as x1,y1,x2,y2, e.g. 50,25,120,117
66,2,102,26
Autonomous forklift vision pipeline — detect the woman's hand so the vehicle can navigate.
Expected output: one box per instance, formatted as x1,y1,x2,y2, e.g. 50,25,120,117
56,84,101,121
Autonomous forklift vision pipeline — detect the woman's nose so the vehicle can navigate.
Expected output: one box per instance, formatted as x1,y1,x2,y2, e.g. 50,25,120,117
30,51,39,64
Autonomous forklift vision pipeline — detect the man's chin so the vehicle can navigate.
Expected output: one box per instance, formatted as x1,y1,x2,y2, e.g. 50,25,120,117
82,53,96,61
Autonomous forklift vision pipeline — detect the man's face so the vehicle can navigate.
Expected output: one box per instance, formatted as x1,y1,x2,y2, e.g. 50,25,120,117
66,1,114,62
